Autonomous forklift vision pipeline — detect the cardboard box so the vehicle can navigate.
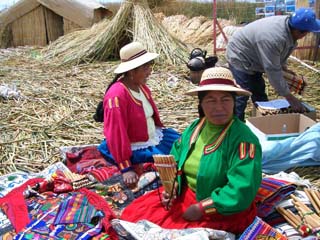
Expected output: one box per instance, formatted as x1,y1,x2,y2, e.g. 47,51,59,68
252,100,317,121
246,113,316,142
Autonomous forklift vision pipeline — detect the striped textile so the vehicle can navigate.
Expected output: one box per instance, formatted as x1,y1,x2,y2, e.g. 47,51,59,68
239,216,287,240
255,177,297,218
54,193,102,225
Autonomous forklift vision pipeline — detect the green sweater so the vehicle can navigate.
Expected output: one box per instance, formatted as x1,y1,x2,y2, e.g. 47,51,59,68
184,121,223,190
170,116,262,215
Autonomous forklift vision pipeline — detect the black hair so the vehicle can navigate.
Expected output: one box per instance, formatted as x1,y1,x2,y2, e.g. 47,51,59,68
106,73,123,92
197,91,207,118
93,73,123,122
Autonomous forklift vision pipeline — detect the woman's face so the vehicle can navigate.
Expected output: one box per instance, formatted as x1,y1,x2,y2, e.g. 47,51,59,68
131,61,154,85
201,91,234,125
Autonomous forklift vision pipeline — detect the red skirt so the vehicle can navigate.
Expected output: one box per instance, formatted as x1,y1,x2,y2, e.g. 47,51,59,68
121,187,256,234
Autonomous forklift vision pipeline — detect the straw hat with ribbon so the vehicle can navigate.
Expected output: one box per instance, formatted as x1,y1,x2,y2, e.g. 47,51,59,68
114,42,159,74
186,67,252,96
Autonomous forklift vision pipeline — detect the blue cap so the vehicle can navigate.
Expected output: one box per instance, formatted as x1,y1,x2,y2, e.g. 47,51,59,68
289,8,320,33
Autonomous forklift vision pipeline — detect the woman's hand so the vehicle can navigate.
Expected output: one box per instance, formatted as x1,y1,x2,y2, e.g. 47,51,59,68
161,183,177,210
183,203,203,221
122,170,139,186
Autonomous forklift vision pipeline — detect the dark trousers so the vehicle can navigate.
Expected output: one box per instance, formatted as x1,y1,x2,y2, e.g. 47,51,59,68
229,64,268,121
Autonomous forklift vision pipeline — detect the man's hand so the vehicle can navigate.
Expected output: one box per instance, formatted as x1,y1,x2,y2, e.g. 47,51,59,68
285,94,306,113
182,203,203,221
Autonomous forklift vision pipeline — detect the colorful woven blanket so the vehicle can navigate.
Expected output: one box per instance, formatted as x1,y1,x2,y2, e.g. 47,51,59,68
239,216,287,240
255,177,297,218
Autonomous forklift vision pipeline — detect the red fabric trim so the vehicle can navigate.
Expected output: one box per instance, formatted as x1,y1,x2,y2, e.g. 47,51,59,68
204,119,233,155
200,78,235,86
189,118,206,147
122,50,147,62
119,160,131,170
119,82,142,106
140,86,150,100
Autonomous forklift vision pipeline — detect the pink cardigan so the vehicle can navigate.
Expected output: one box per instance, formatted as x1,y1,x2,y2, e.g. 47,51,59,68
103,80,163,171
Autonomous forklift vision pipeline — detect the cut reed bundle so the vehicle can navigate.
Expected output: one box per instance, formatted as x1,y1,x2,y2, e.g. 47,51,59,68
43,0,130,65
42,0,188,65
132,0,188,65
43,18,112,64
153,154,177,193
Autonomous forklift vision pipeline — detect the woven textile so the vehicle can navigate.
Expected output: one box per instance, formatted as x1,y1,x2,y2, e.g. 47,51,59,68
15,191,113,240
54,193,102,225
255,177,297,218
239,216,287,240
63,145,114,174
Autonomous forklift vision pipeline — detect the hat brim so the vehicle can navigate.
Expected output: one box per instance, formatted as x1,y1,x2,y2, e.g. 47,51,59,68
310,19,320,32
290,18,320,32
114,52,159,74
185,84,252,96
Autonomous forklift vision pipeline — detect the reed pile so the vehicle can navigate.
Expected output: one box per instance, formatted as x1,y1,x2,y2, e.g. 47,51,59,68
0,46,319,185
42,0,189,65
0,46,197,175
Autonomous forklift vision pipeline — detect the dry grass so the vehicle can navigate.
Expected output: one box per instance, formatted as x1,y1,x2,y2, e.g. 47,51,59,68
0,46,319,187
0,46,194,175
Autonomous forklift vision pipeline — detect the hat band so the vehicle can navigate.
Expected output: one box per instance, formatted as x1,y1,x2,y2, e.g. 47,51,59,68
200,78,236,87
122,50,147,62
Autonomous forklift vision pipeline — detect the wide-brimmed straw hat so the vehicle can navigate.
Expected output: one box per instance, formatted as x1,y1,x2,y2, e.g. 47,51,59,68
186,67,251,96
114,42,159,74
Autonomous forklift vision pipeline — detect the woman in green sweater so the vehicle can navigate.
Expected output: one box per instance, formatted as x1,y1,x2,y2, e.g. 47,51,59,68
121,67,262,234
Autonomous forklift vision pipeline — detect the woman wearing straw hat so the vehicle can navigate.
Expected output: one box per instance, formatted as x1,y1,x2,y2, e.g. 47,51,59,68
121,67,262,234
98,41,180,186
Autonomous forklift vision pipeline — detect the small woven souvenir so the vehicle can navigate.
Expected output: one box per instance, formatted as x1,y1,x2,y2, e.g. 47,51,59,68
153,155,177,193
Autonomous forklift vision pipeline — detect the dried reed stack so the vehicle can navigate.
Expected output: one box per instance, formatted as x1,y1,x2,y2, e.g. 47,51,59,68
153,154,177,194
131,0,188,64
43,18,112,64
43,0,188,65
